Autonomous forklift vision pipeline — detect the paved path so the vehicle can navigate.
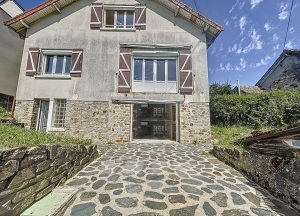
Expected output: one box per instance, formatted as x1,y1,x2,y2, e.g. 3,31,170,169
60,143,284,216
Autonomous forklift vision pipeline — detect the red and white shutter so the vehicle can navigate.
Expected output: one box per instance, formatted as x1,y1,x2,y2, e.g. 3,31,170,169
26,48,40,76
135,4,146,30
90,3,103,28
118,49,132,93
179,50,193,94
70,49,83,77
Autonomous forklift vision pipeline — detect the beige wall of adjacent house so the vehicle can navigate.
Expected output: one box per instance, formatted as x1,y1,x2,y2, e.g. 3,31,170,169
0,8,24,96
16,0,209,103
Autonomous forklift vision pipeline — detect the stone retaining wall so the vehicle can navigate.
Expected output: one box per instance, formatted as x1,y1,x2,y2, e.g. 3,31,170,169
213,145,300,212
0,144,98,215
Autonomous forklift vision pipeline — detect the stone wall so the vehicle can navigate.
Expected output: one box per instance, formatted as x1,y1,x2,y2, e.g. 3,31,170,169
0,144,98,216
179,102,211,144
213,145,300,212
271,64,300,90
0,93,13,112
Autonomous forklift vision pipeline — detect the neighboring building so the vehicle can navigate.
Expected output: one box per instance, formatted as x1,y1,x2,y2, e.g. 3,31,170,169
4,0,224,143
0,0,24,97
256,49,300,90
233,86,263,94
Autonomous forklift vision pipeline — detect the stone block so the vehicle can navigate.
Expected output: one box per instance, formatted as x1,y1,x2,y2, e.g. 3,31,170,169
80,156,91,166
51,157,65,167
51,171,67,183
56,162,71,174
9,168,35,187
36,167,55,181
0,160,19,181
45,144,61,160
57,177,67,186
21,154,47,168
27,146,47,155
35,184,55,200
2,147,26,160
13,195,34,215
36,160,51,173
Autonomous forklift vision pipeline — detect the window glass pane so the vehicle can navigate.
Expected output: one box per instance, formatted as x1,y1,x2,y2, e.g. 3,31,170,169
168,59,177,81
53,99,66,128
65,56,71,73
126,11,134,28
45,56,54,73
117,11,124,28
134,59,143,80
106,10,114,28
145,59,154,81
157,60,165,81
55,56,64,74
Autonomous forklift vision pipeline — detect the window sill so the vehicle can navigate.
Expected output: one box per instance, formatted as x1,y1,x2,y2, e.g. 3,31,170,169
48,128,65,132
100,27,136,32
34,75,72,80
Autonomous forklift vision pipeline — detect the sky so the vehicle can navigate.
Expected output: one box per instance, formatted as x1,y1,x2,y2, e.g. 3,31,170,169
15,0,300,87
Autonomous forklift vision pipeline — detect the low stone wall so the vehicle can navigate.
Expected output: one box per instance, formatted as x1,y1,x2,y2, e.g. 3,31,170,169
213,145,300,212
0,144,98,215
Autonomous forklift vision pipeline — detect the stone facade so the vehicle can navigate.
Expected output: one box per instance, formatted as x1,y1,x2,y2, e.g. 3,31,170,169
179,102,211,144
14,100,211,144
13,100,34,128
0,144,98,215
213,145,300,212
271,64,300,90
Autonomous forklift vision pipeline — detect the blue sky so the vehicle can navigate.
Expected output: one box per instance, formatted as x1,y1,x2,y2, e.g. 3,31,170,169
16,0,299,86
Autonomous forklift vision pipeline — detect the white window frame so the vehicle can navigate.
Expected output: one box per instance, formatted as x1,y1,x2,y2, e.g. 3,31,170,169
103,5,135,29
37,98,67,132
40,50,72,76
132,51,178,93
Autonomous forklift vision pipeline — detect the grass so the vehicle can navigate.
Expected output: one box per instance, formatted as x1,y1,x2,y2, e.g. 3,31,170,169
0,107,11,119
0,124,92,148
211,125,276,151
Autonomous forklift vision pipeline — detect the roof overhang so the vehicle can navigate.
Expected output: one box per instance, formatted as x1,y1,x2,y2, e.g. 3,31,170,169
152,0,224,48
256,49,300,86
4,0,224,47
3,0,80,37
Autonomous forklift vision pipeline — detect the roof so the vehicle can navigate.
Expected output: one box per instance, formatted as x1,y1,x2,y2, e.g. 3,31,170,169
256,49,300,86
4,0,224,47
233,86,263,94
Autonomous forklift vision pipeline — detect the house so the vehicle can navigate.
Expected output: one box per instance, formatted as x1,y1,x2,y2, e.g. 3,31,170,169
256,49,300,90
0,0,24,111
4,0,224,144
233,86,262,94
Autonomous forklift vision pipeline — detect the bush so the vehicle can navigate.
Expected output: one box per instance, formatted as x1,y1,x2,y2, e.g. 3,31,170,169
210,89,300,128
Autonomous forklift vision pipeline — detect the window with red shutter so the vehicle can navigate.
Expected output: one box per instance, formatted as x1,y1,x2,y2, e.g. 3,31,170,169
179,50,193,94
135,4,146,30
70,49,83,77
118,49,132,93
26,48,40,76
90,3,103,28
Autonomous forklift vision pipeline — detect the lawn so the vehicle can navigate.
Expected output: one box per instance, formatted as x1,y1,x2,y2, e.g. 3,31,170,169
0,124,92,148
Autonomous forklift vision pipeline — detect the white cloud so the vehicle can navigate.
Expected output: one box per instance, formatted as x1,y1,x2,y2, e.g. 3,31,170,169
236,45,243,54
225,20,229,26
278,2,289,20
228,44,237,52
289,27,295,34
229,0,239,13
285,40,296,49
264,23,275,31
219,63,234,72
219,44,224,52
250,0,264,9
231,15,238,21
243,28,263,53
273,44,280,50
239,16,247,35
239,1,246,10
251,55,272,67
235,58,247,71
272,33,279,42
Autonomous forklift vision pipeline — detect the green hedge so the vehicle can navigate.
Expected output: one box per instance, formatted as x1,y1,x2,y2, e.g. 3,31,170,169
210,89,300,128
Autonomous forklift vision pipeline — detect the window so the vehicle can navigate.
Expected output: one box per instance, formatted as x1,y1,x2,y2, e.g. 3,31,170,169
41,50,72,75
104,7,134,29
132,56,178,93
37,99,67,132
52,99,67,128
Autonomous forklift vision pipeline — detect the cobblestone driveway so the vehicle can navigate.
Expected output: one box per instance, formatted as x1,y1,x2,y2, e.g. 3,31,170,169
61,143,281,216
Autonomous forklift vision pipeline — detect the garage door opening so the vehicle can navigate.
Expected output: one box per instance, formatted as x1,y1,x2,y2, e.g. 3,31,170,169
132,103,178,141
